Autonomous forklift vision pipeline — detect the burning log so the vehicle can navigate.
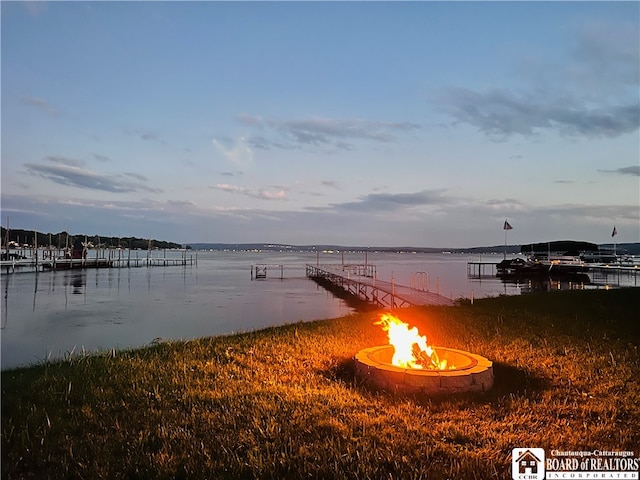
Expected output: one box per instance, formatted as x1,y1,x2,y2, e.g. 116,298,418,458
412,343,446,370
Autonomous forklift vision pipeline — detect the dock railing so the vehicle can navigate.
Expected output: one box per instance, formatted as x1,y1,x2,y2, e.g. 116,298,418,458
306,264,454,308
1,247,196,273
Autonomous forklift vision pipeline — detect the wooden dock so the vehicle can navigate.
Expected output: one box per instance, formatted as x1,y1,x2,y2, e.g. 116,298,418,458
466,258,639,282
251,264,285,280
1,248,196,273
306,264,455,308
467,261,498,278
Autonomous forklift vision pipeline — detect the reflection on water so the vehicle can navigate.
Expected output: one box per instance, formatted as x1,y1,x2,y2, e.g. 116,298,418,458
66,270,87,295
1,253,355,369
502,274,591,294
496,269,637,294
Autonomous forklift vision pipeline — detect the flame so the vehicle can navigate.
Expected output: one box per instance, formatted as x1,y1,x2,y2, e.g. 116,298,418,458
375,313,450,370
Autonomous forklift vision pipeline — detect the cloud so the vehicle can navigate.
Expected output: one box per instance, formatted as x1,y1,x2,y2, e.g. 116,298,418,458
327,188,453,212
94,154,112,162
435,20,639,140
124,172,150,181
212,137,254,169
246,135,293,151
485,198,526,211
536,203,639,222
236,115,421,151
598,165,640,177
3,187,638,247
24,157,162,193
45,155,85,167
236,113,264,126
281,118,420,146
21,96,57,116
436,87,639,139
123,127,166,144
321,180,341,189
210,183,286,201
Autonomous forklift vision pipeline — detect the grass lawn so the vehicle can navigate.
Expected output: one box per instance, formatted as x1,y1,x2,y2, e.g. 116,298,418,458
2,288,639,479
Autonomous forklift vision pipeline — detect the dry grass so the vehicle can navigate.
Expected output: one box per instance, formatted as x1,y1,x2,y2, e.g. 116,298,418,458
2,288,639,479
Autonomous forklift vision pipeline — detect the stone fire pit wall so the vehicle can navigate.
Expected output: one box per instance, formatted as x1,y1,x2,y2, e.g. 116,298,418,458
354,345,493,395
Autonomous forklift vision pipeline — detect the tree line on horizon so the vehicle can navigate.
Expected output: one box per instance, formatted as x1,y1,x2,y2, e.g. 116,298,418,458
1,228,182,250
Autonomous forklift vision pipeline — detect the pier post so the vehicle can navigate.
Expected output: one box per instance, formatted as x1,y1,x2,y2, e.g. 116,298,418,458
391,274,395,308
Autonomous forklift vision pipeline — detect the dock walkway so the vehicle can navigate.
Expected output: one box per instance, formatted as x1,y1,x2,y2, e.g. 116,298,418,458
1,249,196,273
306,264,454,308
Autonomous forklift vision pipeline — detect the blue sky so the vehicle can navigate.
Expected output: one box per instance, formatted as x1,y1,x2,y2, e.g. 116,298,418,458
2,1,638,247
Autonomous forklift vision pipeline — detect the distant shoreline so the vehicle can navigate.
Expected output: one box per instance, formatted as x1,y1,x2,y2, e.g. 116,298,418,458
4,226,639,255
186,242,640,255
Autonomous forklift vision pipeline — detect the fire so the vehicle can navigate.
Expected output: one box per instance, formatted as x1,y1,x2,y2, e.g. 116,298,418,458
375,313,450,370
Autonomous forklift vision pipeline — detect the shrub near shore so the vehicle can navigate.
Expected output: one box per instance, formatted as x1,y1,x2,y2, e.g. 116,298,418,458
2,288,639,479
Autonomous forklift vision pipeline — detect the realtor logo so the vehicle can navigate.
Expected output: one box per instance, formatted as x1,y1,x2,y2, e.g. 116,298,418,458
512,448,545,480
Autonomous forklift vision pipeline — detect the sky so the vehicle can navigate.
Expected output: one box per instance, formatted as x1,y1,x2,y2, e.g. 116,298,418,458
1,1,639,248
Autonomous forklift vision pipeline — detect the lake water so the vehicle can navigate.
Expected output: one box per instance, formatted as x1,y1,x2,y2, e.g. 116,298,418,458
1,250,636,369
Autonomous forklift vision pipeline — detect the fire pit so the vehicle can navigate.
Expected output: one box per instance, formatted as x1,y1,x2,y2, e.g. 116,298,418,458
354,314,493,395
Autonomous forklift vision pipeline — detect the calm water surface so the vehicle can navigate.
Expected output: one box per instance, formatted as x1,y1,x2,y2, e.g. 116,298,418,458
1,251,635,369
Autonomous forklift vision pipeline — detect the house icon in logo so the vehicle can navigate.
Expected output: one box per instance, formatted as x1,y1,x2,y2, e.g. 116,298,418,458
512,448,545,480
516,449,541,475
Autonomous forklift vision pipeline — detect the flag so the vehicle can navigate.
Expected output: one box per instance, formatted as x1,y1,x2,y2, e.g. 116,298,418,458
503,220,513,230
612,226,617,237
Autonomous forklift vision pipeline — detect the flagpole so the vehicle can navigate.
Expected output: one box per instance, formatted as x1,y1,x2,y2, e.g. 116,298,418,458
504,227,507,260
503,219,513,260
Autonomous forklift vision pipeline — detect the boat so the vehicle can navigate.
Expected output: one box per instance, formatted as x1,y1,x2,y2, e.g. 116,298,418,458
496,257,547,277
498,240,597,279
580,250,618,264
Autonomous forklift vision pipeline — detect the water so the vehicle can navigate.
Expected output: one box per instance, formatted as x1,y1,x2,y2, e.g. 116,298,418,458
2,250,637,369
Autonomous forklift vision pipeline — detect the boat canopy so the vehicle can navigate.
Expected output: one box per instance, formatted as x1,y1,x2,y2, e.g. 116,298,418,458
520,240,599,255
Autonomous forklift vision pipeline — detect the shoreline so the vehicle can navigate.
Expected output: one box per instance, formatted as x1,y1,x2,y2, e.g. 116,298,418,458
3,251,638,371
